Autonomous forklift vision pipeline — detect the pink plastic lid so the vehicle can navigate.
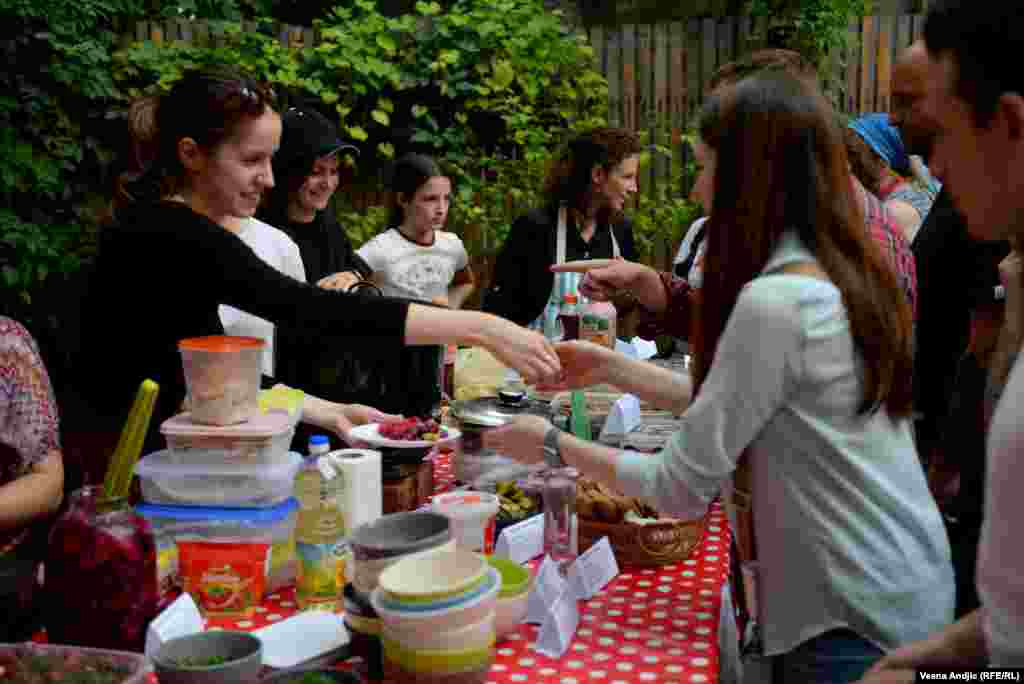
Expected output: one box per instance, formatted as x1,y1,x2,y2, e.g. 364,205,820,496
160,410,293,439
178,335,265,352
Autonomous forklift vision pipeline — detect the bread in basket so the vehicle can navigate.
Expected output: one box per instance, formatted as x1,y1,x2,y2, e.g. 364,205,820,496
577,477,703,567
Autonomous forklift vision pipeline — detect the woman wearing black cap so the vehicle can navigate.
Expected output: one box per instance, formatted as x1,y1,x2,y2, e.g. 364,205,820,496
259,105,371,291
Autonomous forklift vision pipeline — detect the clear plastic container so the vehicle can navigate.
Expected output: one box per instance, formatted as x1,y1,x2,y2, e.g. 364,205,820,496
134,449,303,507
579,299,617,348
135,498,299,594
431,492,500,554
160,410,296,467
178,335,264,426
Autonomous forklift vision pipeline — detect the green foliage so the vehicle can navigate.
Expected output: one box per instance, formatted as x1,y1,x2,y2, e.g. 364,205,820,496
747,0,874,104
112,0,610,259
630,126,702,264
0,0,150,318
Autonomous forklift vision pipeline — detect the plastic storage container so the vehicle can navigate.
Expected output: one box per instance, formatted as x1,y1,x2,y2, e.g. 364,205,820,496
135,450,303,507
431,492,501,554
135,498,299,594
178,335,264,425
160,410,296,467
0,642,148,684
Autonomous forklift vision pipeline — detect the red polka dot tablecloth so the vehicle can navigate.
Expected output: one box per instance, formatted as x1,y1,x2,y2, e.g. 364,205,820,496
208,451,733,684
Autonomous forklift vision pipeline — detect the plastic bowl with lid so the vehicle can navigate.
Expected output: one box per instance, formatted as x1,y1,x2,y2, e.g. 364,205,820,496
377,548,488,605
178,336,264,426
486,556,532,640
348,511,453,595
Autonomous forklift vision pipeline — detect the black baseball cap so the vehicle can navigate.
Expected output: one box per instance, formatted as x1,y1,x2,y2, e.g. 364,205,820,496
273,106,358,182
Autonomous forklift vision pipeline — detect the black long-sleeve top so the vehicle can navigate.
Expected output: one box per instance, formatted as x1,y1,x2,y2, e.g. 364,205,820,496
80,200,410,450
259,206,372,283
483,206,637,326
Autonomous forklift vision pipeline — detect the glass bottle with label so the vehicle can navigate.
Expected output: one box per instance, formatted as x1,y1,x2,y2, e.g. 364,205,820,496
559,293,580,341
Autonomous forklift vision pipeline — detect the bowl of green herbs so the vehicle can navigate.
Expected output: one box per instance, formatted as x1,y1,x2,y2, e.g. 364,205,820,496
153,631,262,684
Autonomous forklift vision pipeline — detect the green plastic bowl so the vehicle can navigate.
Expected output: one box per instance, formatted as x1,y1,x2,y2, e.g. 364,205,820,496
486,556,531,598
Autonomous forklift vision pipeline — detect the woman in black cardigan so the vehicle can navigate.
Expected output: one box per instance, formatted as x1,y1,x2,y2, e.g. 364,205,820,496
483,128,640,328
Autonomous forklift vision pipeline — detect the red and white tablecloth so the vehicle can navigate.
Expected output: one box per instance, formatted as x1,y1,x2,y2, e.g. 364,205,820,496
208,451,733,684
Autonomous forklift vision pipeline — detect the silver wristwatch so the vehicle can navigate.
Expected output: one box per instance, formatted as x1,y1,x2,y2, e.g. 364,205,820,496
543,425,565,469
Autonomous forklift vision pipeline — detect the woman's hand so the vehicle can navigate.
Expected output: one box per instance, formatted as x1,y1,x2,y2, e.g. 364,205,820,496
297,387,402,446
535,340,615,391
482,415,552,465
317,271,363,292
560,259,649,302
479,317,561,386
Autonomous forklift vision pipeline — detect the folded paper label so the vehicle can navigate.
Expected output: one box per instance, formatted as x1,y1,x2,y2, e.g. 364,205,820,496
494,514,545,564
525,555,568,625
598,393,642,443
614,337,659,361
145,593,204,658
534,584,580,659
568,536,620,600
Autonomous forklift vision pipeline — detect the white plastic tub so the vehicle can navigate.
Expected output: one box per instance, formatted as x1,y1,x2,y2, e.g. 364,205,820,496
160,411,296,467
135,449,303,508
136,498,299,593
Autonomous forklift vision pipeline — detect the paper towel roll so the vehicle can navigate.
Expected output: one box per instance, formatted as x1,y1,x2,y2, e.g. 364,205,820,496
328,449,383,535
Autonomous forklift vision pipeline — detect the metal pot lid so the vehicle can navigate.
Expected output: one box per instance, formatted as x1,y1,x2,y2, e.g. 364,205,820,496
451,393,552,427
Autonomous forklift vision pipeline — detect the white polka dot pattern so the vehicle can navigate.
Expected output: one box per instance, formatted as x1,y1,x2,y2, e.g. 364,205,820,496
198,451,731,684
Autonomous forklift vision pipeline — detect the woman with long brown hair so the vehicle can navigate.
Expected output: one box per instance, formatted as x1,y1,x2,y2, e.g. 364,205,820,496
483,70,952,681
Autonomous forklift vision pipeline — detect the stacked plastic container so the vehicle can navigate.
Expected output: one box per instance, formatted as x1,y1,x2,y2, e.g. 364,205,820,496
132,337,304,601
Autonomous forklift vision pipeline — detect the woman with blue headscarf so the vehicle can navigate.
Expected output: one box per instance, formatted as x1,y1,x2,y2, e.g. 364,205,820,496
846,113,937,242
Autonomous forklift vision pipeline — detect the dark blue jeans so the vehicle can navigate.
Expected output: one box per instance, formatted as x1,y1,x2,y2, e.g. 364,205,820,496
772,629,884,684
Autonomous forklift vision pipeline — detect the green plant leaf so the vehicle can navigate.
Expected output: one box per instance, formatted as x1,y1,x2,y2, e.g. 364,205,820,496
371,109,390,126
346,126,369,141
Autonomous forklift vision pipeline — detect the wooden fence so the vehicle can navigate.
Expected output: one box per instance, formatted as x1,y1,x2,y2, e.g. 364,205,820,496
122,12,928,124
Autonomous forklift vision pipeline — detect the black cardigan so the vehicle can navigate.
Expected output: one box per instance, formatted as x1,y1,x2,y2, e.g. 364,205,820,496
483,206,637,326
79,200,410,451
259,206,372,283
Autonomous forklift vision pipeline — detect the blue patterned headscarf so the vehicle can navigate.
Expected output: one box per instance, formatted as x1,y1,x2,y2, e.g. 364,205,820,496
849,113,912,178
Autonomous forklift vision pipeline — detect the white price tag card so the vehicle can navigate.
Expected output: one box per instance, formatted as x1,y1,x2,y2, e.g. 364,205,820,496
525,555,567,625
599,394,642,443
494,514,545,564
145,593,204,658
567,536,620,600
534,586,580,659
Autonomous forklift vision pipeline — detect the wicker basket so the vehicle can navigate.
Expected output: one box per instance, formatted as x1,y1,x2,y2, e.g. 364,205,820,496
578,516,704,567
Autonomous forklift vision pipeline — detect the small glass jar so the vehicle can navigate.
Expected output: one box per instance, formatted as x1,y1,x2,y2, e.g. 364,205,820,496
541,467,579,574
45,486,159,652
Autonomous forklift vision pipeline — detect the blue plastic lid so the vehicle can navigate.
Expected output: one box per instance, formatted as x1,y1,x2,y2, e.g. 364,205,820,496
135,497,299,524
309,435,329,446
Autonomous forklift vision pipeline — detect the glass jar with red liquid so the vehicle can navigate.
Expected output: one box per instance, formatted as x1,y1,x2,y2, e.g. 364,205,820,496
45,486,159,652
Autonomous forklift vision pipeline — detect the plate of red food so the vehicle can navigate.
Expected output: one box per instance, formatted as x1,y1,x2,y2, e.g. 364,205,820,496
347,417,461,449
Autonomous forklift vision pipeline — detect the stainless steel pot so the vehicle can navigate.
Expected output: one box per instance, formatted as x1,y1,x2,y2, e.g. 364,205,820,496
449,390,553,488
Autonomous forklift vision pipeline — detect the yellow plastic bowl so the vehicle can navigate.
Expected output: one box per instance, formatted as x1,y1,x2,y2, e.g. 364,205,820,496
382,635,495,674
377,549,488,604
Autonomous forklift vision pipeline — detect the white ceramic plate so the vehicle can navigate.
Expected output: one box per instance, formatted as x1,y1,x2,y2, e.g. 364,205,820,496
347,423,461,449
